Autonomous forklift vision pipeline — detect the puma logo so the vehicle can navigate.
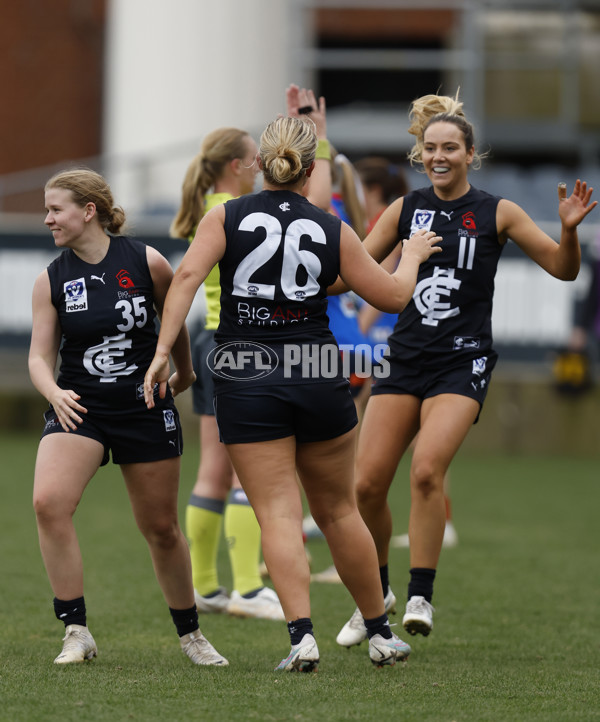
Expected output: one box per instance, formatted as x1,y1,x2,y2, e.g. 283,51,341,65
440,211,453,221
91,273,106,284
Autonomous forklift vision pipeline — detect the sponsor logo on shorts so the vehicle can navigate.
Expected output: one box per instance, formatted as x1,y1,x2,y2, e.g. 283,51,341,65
43,415,60,431
136,382,158,400
206,341,390,381
454,336,480,350
163,409,176,432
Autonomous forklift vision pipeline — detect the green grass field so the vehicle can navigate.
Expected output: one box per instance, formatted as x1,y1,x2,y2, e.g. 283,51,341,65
0,430,598,722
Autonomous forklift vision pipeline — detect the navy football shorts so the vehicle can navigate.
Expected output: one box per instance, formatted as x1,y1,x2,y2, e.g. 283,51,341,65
340,349,370,398
40,395,183,466
213,380,358,444
371,352,498,419
191,328,218,416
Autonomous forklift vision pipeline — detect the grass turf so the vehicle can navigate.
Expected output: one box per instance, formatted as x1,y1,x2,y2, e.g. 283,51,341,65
0,431,598,721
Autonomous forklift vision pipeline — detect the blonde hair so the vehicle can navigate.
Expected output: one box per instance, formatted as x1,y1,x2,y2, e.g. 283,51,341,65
259,116,317,186
331,150,368,240
170,127,251,239
407,91,484,170
45,168,125,234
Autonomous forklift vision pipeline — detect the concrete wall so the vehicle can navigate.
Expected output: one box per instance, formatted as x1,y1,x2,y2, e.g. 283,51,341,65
103,0,307,216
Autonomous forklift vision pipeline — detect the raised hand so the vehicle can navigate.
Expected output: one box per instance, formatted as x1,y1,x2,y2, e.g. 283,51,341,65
286,85,327,138
286,84,301,117
558,179,597,229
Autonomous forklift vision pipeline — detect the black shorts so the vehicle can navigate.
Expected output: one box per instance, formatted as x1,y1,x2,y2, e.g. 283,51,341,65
191,328,218,416
40,396,183,466
371,352,497,416
341,349,370,398
213,380,358,444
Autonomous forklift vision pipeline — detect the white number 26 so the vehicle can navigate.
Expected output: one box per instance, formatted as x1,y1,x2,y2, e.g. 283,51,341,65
232,212,326,301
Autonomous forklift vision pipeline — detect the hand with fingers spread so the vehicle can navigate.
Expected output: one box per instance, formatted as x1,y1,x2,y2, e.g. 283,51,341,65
286,85,327,139
48,388,87,432
558,179,597,230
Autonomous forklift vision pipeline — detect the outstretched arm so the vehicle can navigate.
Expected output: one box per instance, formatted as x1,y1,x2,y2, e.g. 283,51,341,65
339,222,442,313
327,197,405,295
498,179,597,280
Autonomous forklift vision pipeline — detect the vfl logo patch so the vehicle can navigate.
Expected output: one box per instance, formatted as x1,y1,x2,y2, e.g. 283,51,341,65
163,409,176,432
64,278,88,313
410,209,435,236
472,356,488,376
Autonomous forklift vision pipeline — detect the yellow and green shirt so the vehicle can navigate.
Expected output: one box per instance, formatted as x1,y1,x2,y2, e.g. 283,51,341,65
190,192,235,330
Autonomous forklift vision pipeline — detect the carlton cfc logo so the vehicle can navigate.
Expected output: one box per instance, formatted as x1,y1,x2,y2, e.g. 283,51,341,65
462,212,476,230
116,269,135,289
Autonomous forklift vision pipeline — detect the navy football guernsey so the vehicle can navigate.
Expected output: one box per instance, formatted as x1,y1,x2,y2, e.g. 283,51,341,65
47,237,159,411
213,190,344,388
388,185,504,367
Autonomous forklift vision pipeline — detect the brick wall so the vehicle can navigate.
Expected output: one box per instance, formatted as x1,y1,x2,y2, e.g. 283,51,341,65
0,0,106,211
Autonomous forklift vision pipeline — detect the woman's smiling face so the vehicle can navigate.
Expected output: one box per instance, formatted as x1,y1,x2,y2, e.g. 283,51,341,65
421,121,474,199
44,188,90,248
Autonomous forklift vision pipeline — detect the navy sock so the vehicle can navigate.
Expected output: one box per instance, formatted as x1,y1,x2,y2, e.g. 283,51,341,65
169,605,199,637
53,596,87,627
407,567,436,603
364,613,392,640
379,565,390,597
287,617,313,646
